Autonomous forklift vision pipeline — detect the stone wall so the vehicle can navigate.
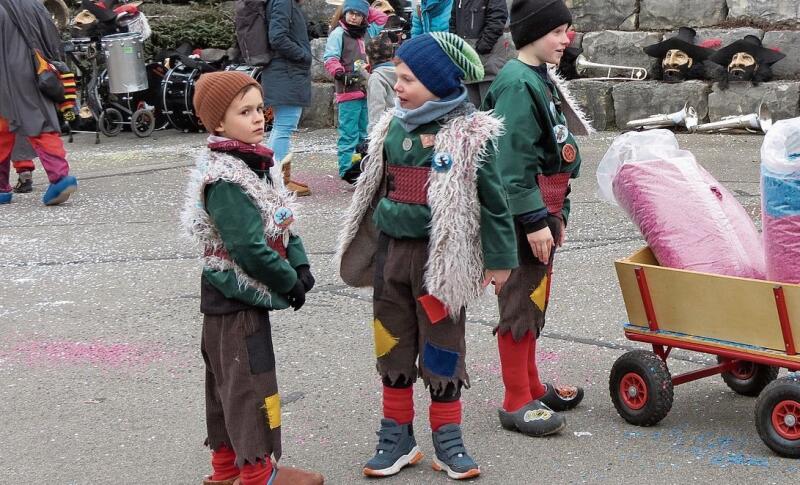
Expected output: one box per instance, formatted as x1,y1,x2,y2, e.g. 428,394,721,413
301,0,800,129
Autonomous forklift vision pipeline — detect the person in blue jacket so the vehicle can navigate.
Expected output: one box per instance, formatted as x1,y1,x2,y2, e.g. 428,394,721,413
410,0,452,36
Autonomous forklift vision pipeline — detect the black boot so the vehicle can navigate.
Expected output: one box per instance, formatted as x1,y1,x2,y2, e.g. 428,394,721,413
13,171,33,193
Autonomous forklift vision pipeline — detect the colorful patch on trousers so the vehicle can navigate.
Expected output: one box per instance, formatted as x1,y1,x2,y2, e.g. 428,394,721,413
373,319,398,357
530,274,549,312
263,393,281,429
422,342,459,378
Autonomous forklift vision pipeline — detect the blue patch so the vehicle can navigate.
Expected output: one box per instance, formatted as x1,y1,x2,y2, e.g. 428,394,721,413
762,171,800,217
423,342,459,377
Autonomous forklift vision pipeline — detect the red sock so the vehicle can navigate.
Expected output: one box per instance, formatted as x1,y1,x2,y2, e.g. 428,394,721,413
383,385,414,425
240,459,274,485
497,331,533,412
528,335,547,400
429,400,462,431
210,445,239,481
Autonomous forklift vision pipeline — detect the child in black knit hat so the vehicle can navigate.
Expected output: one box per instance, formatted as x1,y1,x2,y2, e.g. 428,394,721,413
482,0,593,438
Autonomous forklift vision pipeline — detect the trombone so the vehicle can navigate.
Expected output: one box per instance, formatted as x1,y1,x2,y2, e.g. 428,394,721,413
626,103,699,132
694,102,772,134
575,55,648,81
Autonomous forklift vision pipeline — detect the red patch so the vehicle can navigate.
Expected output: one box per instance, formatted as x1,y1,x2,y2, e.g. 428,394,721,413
562,143,577,163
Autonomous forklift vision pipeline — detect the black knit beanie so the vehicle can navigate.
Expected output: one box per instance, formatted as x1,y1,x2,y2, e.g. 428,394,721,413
510,0,572,50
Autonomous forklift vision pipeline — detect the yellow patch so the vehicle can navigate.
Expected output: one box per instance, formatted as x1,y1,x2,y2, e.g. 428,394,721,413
529,274,548,312
373,319,399,357
263,393,281,429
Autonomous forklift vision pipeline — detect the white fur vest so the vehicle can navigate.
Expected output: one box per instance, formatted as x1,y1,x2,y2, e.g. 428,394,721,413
336,108,504,316
181,149,298,303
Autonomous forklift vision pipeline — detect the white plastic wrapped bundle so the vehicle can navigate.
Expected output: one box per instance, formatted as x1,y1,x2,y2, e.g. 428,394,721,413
761,118,800,284
597,130,765,279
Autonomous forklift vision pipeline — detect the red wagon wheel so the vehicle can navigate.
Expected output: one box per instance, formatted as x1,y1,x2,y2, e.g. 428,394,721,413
717,357,779,397
756,376,800,458
609,350,673,426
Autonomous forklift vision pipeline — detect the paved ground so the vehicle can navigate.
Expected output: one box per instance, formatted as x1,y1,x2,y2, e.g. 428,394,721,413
1,126,797,484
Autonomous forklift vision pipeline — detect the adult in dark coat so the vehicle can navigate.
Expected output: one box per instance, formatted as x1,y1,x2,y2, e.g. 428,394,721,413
449,0,509,106
0,0,78,205
262,0,313,195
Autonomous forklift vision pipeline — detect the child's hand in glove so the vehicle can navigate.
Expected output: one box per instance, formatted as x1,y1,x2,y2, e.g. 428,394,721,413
295,265,316,292
283,279,306,311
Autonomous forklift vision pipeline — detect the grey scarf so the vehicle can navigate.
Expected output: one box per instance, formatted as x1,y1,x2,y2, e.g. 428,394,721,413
393,86,468,132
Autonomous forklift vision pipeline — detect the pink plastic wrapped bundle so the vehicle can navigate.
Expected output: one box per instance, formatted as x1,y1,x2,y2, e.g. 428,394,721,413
761,118,800,284
597,130,765,279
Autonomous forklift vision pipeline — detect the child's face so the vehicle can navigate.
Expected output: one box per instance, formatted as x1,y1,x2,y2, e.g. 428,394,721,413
345,10,365,25
215,86,265,145
528,23,571,65
393,61,438,110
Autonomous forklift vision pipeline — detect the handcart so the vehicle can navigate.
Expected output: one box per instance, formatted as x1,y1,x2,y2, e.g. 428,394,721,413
610,247,800,457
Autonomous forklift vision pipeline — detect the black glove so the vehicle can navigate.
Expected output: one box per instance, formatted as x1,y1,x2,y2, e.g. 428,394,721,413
295,264,315,292
283,279,306,311
335,71,361,87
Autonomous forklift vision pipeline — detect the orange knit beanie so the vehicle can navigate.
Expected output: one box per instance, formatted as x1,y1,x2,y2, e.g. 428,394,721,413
193,71,261,131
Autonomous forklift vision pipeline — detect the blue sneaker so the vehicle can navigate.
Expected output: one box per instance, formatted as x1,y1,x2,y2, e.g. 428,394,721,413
363,418,423,477
0,192,11,204
42,175,77,206
431,424,480,480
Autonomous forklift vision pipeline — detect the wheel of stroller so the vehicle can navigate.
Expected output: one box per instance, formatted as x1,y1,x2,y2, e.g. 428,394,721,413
609,350,674,426
755,376,800,457
99,108,123,137
131,109,156,138
717,356,779,397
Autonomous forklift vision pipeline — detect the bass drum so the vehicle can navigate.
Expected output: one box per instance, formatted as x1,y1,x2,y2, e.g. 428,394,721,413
223,64,273,130
161,63,203,132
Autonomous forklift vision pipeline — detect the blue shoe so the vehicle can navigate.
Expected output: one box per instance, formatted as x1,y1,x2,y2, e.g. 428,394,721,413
431,424,480,480
42,175,77,206
363,418,423,477
0,192,11,204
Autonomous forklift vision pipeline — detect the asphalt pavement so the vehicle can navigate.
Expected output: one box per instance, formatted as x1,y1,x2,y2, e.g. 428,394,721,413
1,126,797,484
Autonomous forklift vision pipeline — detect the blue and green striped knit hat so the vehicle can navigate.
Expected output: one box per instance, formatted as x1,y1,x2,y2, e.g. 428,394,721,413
395,32,484,98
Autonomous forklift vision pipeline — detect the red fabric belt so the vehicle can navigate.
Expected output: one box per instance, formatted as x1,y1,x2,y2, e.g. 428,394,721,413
205,237,287,262
537,172,571,218
387,165,429,205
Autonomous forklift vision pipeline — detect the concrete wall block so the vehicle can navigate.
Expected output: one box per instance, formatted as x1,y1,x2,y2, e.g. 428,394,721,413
565,79,616,130
762,31,800,80
708,81,800,122
689,27,764,47
613,80,710,128
582,31,663,78
726,0,800,24
310,38,332,83
639,0,727,30
299,82,335,128
565,0,638,31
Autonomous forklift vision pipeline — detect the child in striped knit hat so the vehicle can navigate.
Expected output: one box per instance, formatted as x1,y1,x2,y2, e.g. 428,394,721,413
337,32,518,480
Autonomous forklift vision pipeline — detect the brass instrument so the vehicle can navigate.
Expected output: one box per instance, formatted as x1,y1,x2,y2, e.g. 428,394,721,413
694,102,772,134
626,103,699,132
575,55,647,81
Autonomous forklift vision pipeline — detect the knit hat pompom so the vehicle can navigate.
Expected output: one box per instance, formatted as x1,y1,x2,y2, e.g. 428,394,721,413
395,32,484,98
342,0,369,17
510,0,572,50
193,71,261,132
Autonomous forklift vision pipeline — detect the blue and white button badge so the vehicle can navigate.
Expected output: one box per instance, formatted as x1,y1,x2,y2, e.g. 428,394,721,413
273,207,294,229
553,124,569,144
432,152,453,172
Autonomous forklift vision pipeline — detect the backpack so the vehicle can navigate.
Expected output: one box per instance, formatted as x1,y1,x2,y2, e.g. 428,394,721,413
234,0,273,66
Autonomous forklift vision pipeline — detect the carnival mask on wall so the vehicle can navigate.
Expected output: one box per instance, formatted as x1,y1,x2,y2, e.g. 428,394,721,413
709,35,785,88
644,27,715,83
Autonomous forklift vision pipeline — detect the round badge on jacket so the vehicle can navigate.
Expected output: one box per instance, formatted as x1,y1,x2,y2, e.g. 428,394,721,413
562,143,577,163
554,124,569,144
432,152,453,172
273,207,294,228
